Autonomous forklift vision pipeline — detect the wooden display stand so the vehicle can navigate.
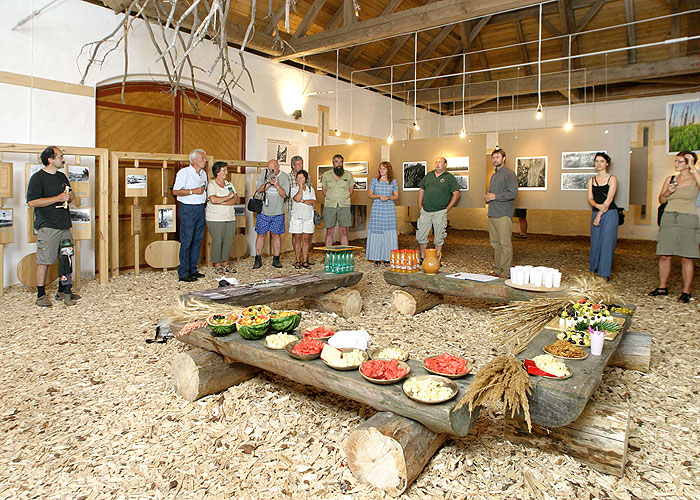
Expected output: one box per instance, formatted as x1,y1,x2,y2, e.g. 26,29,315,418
0,161,13,296
1,143,109,285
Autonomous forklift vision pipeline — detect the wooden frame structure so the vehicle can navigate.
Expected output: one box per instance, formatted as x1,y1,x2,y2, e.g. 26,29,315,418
0,143,109,290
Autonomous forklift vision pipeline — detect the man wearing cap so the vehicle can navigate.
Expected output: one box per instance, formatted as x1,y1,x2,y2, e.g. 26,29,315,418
173,148,208,282
27,146,77,307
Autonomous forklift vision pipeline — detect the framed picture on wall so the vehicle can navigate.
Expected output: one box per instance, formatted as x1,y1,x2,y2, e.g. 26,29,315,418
125,167,147,197
454,175,469,191
0,208,12,245
445,156,469,172
316,165,333,190
69,207,92,240
515,156,547,190
343,161,369,175
667,98,700,154
353,177,368,190
0,162,13,198
561,151,601,169
68,165,90,195
402,161,427,191
155,204,176,233
561,172,596,191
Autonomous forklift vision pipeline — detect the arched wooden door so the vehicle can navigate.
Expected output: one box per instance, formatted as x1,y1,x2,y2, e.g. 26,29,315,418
95,82,245,270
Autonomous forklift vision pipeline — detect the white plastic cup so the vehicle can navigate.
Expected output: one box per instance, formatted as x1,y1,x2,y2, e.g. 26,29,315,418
509,267,517,280
590,330,605,356
553,272,562,288
543,271,554,288
531,268,543,287
522,266,533,285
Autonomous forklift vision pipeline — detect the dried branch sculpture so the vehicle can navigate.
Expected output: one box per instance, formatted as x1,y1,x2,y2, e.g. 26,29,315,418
76,0,259,111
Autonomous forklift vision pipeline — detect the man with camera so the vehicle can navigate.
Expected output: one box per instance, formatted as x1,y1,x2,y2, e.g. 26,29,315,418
253,159,290,269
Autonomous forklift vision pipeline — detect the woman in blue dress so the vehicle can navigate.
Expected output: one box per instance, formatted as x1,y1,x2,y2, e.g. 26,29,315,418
587,152,619,280
367,161,399,266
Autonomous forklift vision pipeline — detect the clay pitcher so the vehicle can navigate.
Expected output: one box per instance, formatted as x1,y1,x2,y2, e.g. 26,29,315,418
422,249,441,275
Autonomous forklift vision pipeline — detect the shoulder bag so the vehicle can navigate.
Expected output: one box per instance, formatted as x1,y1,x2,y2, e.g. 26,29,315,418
657,175,675,225
616,207,625,226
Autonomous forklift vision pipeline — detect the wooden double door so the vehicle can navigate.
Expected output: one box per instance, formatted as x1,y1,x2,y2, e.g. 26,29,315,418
96,82,246,270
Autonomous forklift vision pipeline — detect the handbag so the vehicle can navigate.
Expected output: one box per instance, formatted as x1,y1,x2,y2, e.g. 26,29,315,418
247,191,265,214
617,207,625,226
313,209,322,226
657,175,675,225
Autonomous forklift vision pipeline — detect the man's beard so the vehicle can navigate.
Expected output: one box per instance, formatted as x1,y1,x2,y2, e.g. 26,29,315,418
333,166,344,176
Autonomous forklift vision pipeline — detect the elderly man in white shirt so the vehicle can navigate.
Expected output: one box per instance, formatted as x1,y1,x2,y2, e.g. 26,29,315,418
172,149,208,282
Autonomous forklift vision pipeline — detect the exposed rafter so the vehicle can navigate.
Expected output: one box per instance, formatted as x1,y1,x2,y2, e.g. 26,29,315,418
343,0,404,66
396,25,456,83
623,0,636,64
292,0,329,40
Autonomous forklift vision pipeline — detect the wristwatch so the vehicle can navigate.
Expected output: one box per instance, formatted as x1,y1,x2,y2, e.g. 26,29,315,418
189,189,193,195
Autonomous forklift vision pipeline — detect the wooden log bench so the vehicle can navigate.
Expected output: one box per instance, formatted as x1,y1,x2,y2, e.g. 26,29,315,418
384,271,568,303
183,272,363,317
171,323,480,436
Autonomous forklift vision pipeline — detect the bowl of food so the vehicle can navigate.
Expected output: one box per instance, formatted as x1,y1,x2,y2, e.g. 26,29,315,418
285,338,325,360
320,345,368,370
206,313,238,336
423,353,472,378
264,333,299,350
543,339,588,360
402,375,458,404
235,313,270,340
369,346,409,362
240,305,272,317
524,354,572,379
359,359,410,385
302,325,336,340
269,310,302,332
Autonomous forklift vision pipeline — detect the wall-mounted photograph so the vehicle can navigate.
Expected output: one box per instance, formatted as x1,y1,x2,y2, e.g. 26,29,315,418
0,208,13,244
445,156,469,172
316,165,333,190
561,172,597,191
454,175,469,191
343,161,369,176
403,161,427,191
155,204,176,233
0,208,12,228
69,208,91,224
561,151,602,169
353,177,368,190
68,165,90,183
234,204,246,217
125,167,148,197
516,156,547,190
667,98,700,154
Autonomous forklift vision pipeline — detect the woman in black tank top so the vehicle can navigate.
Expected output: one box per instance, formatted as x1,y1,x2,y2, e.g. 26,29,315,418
586,153,619,280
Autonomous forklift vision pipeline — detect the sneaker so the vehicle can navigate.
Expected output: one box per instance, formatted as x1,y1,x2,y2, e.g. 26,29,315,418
36,295,52,307
192,271,205,278
56,292,81,301
272,256,283,268
64,295,76,306
179,275,197,282
253,255,262,270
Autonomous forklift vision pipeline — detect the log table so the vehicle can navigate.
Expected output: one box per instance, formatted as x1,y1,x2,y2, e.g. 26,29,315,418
384,271,568,303
172,323,480,437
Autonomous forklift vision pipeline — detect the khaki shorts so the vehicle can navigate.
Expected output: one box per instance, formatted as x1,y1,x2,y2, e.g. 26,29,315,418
324,206,352,228
36,227,72,265
416,208,448,246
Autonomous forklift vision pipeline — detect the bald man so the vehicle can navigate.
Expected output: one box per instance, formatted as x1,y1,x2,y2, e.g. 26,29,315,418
253,159,290,269
416,157,460,262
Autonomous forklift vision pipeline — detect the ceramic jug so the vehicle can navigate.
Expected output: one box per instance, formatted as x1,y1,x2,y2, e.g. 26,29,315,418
422,249,441,275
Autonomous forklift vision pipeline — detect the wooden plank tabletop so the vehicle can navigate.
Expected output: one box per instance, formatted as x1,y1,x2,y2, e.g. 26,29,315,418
184,271,363,306
173,324,480,437
518,306,636,428
383,271,569,302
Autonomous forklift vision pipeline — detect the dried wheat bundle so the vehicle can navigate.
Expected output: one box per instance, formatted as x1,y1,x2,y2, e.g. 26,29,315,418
493,275,622,355
457,354,533,431
170,296,242,323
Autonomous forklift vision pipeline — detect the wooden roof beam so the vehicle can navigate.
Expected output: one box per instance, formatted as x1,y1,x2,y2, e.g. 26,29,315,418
558,0,580,69
473,35,493,81
419,41,464,89
263,2,287,36
292,0,329,40
574,0,605,32
415,55,700,104
686,0,700,55
274,0,544,61
397,25,457,83
325,4,344,30
343,0,356,26
623,0,636,64
513,20,533,75
343,0,405,66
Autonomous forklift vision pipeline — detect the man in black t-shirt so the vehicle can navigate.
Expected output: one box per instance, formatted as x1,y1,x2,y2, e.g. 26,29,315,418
26,146,77,307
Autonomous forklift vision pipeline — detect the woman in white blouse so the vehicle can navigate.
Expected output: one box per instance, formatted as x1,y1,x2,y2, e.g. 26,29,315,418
290,169,316,268
206,162,239,273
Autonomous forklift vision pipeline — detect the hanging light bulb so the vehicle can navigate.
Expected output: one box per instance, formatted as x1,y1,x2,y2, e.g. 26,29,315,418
459,127,466,139
413,121,420,131
563,121,573,131
335,128,340,137
347,137,354,145
535,103,543,120
387,134,393,145
604,129,609,134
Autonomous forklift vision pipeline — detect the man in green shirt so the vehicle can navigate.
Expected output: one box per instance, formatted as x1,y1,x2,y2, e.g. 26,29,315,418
322,154,354,246
416,157,460,261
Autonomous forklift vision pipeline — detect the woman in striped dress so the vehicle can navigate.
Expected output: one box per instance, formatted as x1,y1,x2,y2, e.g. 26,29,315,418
367,161,399,266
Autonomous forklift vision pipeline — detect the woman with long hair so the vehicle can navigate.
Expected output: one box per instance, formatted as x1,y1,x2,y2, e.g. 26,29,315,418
366,161,399,266
650,151,700,302
206,161,239,274
586,152,619,280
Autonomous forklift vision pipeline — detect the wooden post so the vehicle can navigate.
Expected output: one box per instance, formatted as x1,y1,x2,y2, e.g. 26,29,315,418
172,348,260,401
133,159,141,277
392,289,442,315
110,153,120,277
344,412,447,497
306,287,362,317
609,331,651,372
74,240,81,288
503,401,630,477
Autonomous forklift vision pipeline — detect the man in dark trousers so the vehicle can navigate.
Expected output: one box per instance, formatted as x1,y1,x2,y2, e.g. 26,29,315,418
27,146,77,307
484,148,518,277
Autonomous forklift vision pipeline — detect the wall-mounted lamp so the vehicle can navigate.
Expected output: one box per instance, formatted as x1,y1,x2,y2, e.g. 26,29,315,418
291,109,302,120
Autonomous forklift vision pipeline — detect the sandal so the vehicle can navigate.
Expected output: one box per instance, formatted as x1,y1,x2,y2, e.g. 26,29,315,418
215,265,225,274
294,262,302,269
374,261,381,267
648,287,668,296
679,292,691,303
383,261,390,267
224,264,237,274
301,262,311,269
